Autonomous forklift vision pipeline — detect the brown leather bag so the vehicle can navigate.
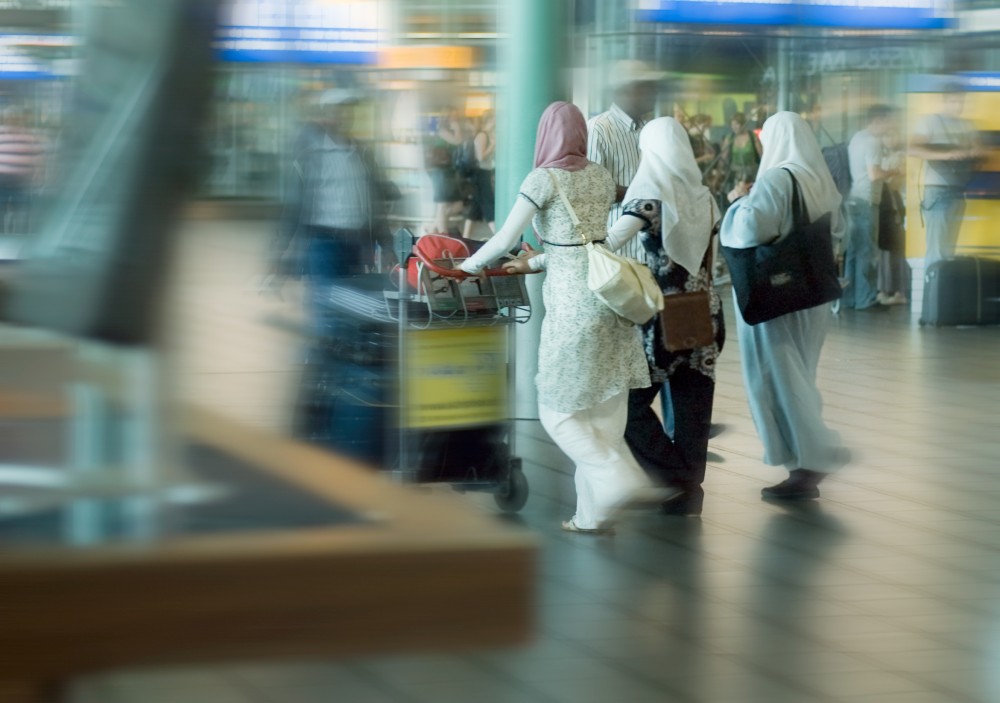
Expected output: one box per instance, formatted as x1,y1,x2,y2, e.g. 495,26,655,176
659,224,716,353
660,289,714,352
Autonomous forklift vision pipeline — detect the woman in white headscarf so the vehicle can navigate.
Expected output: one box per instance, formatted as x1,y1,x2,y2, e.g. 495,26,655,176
603,116,723,517
720,111,848,501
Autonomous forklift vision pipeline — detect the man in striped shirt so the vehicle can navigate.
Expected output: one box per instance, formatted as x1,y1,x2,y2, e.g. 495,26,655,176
587,61,663,260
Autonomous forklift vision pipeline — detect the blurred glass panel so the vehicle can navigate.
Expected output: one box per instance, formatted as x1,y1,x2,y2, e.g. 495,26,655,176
2,0,219,343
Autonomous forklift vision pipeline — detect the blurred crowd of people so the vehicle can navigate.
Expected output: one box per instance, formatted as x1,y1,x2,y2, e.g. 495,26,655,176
268,61,984,529
425,107,496,238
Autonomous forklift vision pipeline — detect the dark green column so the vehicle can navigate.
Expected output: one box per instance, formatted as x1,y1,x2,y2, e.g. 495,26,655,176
495,0,572,243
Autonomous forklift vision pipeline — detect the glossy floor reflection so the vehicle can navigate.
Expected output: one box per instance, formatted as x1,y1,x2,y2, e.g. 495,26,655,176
74,220,1000,702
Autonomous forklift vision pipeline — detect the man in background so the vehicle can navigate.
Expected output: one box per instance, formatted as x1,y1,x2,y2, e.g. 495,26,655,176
843,104,899,311
269,89,395,329
910,86,982,268
587,60,663,260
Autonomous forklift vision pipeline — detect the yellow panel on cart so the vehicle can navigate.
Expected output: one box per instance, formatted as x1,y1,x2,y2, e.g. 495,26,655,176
404,326,508,430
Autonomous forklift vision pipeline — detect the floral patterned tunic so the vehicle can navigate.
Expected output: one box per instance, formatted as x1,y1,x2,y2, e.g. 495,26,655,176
520,165,650,413
622,198,725,383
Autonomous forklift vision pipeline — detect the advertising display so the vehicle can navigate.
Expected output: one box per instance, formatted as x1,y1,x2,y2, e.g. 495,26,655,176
404,326,508,430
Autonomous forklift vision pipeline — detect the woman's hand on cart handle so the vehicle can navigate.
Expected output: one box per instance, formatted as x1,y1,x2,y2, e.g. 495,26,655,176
501,248,540,275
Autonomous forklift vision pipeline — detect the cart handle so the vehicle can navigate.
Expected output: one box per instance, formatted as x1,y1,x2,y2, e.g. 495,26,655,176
424,243,540,279
488,242,542,276
415,250,469,279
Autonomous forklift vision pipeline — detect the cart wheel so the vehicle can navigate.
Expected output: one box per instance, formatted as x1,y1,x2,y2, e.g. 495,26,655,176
494,468,529,513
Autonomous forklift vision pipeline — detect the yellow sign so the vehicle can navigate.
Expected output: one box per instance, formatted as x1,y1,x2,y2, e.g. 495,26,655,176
379,45,475,70
905,91,1000,260
404,326,507,429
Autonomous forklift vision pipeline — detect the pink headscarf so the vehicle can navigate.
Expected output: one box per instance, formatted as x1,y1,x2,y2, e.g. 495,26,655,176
534,101,589,172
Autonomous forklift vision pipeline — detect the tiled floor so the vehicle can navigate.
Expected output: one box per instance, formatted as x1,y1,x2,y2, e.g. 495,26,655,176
77,219,1000,702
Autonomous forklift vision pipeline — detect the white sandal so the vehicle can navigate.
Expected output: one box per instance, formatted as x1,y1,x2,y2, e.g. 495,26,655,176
561,518,614,535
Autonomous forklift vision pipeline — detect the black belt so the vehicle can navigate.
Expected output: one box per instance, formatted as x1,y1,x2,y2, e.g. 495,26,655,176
540,239,605,248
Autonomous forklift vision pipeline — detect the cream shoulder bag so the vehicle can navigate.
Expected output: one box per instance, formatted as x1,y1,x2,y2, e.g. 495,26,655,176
546,169,663,325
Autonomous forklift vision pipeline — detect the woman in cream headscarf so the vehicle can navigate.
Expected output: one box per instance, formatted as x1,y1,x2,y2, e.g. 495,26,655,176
720,111,847,501
462,102,662,533
603,116,724,517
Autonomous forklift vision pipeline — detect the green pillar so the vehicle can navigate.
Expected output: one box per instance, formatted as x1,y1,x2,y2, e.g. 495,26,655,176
496,0,571,419
496,0,572,240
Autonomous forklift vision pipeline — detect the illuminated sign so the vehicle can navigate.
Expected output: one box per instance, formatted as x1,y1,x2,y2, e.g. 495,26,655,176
215,0,380,64
379,45,475,70
907,73,1000,94
0,57,57,79
0,33,74,80
0,2,385,75
636,0,955,29
0,1,71,8
962,73,1000,93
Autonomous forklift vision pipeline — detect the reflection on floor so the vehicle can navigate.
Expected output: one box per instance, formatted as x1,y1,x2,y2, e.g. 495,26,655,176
78,220,1000,702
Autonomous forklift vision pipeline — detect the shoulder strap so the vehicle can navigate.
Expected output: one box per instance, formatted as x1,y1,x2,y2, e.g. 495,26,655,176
705,199,716,278
781,167,808,230
545,168,585,243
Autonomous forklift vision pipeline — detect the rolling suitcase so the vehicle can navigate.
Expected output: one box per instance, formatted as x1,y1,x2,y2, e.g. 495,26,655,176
920,257,1000,327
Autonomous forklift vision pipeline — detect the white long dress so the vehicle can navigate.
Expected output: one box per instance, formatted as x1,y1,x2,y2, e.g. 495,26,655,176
519,165,650,413
462,163,651,528
720,168,846,473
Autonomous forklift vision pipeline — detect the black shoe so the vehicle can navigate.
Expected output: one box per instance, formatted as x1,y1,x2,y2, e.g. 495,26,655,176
662,486,704,517
761,469,824,501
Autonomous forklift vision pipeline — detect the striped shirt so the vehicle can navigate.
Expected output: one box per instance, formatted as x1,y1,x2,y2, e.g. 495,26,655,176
587,103,644,259
0,125,44,182
300,132,372,230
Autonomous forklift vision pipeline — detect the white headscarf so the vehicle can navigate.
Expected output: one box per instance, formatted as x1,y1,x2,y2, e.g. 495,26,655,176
624,117,718,276
757,111,842,222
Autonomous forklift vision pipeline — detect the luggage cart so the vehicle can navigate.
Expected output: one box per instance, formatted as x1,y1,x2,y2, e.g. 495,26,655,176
296,229,533,513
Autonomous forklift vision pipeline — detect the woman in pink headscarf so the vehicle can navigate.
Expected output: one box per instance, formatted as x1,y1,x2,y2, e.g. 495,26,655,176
462,102,667,533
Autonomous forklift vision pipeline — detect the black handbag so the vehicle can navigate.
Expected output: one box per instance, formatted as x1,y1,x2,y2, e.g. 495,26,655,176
721,169,841,326
878,184,905,255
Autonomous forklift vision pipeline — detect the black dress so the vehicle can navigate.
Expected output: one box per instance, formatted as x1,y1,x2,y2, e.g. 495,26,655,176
620,198,725,489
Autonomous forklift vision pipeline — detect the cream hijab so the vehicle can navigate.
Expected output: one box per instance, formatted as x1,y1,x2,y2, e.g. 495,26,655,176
623,117,718,276
757,111,842,222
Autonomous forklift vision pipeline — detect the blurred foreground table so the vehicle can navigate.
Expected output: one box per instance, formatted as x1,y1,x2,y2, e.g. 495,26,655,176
0,405,536,703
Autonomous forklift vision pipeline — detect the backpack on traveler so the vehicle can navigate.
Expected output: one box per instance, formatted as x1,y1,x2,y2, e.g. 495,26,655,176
818,126,852,198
